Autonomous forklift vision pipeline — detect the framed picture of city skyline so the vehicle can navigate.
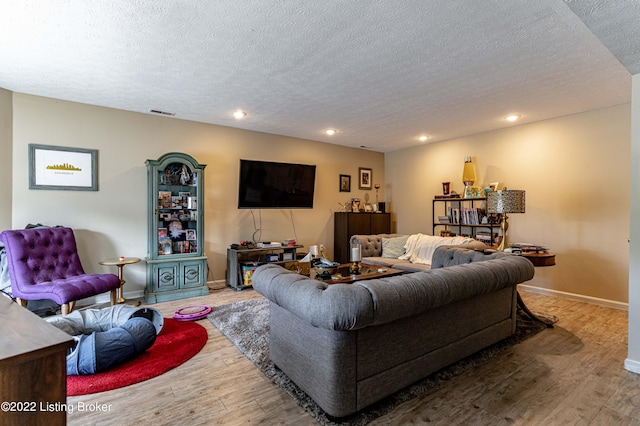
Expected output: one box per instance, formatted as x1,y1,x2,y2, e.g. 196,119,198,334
29,144,98,191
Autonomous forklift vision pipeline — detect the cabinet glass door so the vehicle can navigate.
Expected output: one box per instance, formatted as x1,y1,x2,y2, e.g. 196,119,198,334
156,162,199,257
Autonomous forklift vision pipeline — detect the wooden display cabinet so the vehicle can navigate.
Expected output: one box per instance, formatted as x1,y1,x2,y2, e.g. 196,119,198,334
145,152,208,303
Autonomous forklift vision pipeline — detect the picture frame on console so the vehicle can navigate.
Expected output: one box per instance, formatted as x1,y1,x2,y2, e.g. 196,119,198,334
359,167,372,190
339,174,351,192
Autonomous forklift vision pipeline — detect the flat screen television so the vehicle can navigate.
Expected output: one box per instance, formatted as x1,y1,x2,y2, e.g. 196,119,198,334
237,159,316,209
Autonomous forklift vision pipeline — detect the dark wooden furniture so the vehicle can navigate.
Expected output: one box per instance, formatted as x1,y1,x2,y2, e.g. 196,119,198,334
522,252,556,267
0,296,73,425
334,212,391,263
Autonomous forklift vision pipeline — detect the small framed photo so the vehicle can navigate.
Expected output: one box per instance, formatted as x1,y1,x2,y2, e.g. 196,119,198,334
339,174,351,192
186,229,197,241
359,168,372,190
351,198,361,212
158,237,172,255
158,228,168,238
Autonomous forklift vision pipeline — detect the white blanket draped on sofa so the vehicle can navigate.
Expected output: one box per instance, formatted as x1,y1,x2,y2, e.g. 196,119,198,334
398,233,475,265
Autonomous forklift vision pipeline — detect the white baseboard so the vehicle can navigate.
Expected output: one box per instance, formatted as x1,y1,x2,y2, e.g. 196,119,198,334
87,280,228,306
518,284,628,311
625,358,640,374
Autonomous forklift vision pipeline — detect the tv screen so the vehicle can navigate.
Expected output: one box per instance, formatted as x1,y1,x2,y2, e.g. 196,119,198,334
238,159,316,209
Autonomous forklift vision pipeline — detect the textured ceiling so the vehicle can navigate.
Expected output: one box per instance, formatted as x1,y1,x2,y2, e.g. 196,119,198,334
0,1,636,152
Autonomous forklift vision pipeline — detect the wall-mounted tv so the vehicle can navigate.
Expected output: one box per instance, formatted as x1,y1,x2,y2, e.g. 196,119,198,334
238,159,316,209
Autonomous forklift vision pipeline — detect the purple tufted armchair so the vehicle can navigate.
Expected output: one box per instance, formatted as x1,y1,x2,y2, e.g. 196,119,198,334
0,227,120,315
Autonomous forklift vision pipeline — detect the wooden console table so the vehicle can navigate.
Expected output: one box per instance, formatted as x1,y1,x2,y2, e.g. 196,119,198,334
0,296,73,425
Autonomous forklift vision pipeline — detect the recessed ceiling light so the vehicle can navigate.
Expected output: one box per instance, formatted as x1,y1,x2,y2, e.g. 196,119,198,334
418,135,428,142
233,110,247,119
325,129,337,136
505,114,521,122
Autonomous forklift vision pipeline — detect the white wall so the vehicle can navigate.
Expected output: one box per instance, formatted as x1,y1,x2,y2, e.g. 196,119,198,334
0,88,12,230
10,93,385,298
386,104,630,303
626,74,640,372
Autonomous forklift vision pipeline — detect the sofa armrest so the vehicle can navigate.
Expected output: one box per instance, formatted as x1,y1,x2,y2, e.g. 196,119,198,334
251,264,375,330
431,246,507,268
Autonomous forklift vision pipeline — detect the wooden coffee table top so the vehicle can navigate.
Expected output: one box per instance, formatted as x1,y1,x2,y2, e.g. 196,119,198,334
314,263,405,284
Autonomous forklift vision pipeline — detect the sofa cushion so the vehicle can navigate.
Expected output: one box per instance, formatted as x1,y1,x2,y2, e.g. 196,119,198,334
381,235,409,258
361,257,397,268
390,261,431,272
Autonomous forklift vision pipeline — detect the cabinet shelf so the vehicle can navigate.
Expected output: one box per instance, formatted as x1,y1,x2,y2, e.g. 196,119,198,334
432,197,500,245
226,245,302,290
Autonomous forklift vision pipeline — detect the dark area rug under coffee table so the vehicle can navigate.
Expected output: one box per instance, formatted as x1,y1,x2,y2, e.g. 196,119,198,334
208,297,555,425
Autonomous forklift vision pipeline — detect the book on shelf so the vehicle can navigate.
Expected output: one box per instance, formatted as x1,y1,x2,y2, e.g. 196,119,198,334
447,207,484,225
438,215,451,224
509,242,549,253
475,229,500,243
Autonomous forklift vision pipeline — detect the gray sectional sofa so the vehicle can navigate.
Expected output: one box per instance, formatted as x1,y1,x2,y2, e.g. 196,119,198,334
252,246,535,418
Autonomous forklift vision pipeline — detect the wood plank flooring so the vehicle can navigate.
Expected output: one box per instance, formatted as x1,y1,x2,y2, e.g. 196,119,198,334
66,287,640,425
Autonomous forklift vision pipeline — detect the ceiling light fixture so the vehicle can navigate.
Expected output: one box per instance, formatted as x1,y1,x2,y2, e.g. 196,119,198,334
233,110,247,119
418,135,428,142
505,114,521,122
325,129,337,136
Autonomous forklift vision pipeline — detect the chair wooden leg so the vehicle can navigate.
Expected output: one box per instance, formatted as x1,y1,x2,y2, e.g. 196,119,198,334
60,301,76,315
110,289,117,306
16,298,27,308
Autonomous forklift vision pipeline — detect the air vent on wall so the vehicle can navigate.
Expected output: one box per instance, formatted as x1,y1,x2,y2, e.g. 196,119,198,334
149,109,176,116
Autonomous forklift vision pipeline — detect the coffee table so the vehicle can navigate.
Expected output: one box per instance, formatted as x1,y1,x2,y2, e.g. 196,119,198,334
312,263,405,284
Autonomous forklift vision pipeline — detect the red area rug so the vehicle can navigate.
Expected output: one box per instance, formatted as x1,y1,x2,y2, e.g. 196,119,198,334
67,318,208,396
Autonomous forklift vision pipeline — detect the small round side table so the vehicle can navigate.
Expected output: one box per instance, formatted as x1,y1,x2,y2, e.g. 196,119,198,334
99,257,141,305
521,252,556,267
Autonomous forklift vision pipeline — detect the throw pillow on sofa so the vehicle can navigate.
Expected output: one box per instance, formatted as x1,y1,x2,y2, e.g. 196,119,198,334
381,235,410,258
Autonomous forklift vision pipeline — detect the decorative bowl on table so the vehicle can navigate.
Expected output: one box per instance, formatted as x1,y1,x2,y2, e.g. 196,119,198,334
314,265,339,275
313,260,341,278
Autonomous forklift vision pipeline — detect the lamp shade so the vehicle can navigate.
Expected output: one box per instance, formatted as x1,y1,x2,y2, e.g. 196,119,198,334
486,190,525,214
462,156,476,185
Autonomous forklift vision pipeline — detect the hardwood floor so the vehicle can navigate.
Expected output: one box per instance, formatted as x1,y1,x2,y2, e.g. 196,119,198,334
67,288,640,425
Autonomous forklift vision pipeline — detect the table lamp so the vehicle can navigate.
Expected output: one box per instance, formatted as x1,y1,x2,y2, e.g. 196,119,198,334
486,189,525,251
462,156,476,198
